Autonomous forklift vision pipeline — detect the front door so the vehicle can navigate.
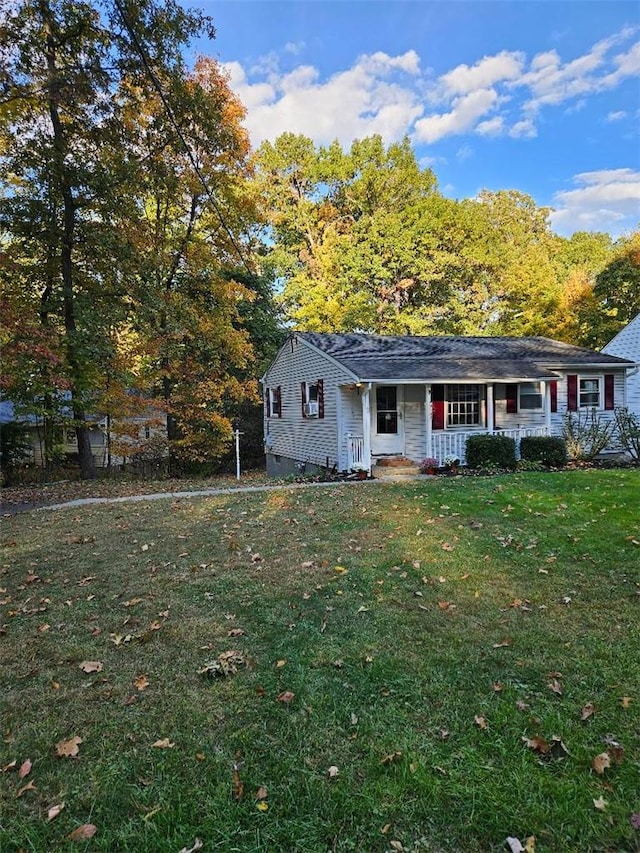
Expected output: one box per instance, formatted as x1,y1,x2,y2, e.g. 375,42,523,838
372,385,404,456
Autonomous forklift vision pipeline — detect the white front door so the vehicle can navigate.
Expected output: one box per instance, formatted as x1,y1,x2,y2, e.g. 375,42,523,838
371,385,404,456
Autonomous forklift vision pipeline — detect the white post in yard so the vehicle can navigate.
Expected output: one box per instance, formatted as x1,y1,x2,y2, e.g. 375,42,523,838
235,429,243,480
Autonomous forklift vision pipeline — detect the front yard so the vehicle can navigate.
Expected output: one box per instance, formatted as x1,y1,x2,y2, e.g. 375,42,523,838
1,470,638,852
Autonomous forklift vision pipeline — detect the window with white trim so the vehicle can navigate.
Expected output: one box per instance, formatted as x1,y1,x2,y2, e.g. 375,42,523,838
447,384,480,426
267,386,282,418
301,379,324,418
519,381,543,411
579,377,600,408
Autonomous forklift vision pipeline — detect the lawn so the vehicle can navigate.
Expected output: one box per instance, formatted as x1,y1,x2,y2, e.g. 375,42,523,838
1,469,639,852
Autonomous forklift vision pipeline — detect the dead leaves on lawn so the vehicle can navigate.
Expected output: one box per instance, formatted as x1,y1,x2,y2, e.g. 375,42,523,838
55,736,82,758
199,650,250,678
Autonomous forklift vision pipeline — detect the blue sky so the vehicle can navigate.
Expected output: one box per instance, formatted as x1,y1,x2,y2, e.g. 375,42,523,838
187,1,639,238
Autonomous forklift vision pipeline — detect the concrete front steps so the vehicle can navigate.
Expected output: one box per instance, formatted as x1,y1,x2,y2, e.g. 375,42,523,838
371,456,422,480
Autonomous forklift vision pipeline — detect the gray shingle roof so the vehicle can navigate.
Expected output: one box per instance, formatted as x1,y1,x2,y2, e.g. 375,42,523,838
297,333,634,382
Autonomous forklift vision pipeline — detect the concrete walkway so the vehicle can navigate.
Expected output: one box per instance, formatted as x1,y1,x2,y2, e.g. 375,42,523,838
18,477,384,513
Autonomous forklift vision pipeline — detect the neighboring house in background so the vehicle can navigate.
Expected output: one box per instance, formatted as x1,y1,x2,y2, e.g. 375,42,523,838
262,332,635,476
602,313,640,417
0,399,167,469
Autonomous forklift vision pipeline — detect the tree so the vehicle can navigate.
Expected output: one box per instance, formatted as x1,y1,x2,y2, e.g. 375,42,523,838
1,2,262,475
591,230,640,346
116,56,261,467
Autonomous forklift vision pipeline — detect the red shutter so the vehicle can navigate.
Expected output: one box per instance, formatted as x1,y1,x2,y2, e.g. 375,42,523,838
506,383,518,414
604,374,614,410
265,388,271,418
431,385,445,430
567,375,578,411
301,382,307,417
275,386,282,417
550,380,557,413
317,379,324,419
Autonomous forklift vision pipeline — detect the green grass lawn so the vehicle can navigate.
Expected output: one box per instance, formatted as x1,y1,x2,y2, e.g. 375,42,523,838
1,470,639,852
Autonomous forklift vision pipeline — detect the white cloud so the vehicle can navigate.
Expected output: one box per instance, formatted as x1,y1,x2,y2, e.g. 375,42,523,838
606,110,628,121
414,88,498,144
457,145,474,161
550,168,640,236
440,51,524,95
508,118,537,138
517,30,640,114
284,41,306,56
476,116,504,136
222,26,639,150
224,52,424,148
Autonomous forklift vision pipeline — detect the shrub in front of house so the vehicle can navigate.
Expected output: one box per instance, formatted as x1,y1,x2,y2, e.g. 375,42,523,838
465,434,516,469
520,436,567,467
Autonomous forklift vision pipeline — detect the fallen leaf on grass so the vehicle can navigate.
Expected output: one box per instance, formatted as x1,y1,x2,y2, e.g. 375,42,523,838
55,736,82,758
152,738,175,749
277,691,295,704
522,735,550,755
621,696,632,709
256,786,268,800
506,837,535,853
492,638,512,648
227,628,245,637
67,824,97,842
177,840,203,853
474,715,487,730
17,779,36,797
327,765,339,777
547,678,563,696
592,752,611,774
47,803,65,821
275,659,287,668
199,650,249,678
18,759,31,778
593,797,608,811
522,735,569,759
580,702,595,721
390,841,404,852
256,801,268,811
79,660,103,674
1,760,17,772
380,751,402,765
134,674,149,691
232,763,243,800
631,812,640,829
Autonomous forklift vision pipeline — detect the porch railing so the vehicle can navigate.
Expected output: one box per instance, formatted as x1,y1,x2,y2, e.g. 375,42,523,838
431,427,549,466
347,433,366,471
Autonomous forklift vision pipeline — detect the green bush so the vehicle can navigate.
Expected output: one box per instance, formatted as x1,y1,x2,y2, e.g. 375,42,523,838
520,435,567,467
562,410,616,460
465,434,516,469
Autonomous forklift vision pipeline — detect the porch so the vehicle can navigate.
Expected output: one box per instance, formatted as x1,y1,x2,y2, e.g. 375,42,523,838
341,378,557,473
347,426,549,471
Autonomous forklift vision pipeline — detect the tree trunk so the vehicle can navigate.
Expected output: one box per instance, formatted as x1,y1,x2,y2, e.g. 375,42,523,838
43,1,94,479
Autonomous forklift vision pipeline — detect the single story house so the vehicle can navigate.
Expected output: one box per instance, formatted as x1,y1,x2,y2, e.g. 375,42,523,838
262,332,635,476
602,313,640,418
0,399,167,470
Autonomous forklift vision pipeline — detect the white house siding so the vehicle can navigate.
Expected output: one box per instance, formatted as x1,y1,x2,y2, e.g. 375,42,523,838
403,386,427,461
603,314,640,417
263,336,355,475
338,387,365,471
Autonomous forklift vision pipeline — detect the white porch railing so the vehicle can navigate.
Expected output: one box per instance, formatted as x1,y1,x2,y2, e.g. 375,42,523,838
347,433,366,470
431,427,549,465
